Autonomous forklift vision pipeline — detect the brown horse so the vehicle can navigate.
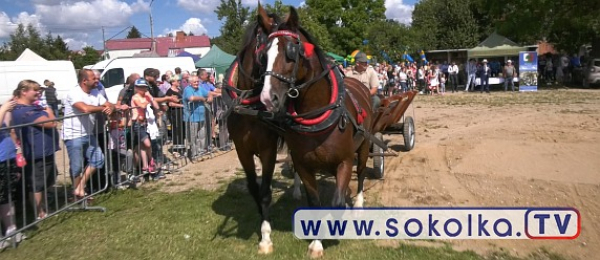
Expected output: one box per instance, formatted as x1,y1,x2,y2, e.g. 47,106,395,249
259,7,375,258
222,5,285,255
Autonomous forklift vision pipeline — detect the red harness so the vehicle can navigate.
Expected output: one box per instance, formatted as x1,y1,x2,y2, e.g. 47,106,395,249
226,61,261,106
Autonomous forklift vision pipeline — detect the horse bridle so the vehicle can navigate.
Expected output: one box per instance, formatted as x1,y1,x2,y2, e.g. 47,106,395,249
262,30,332,99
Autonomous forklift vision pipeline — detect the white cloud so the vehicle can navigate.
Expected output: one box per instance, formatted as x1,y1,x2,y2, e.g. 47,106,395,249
241,0,258,7
64,37,89,50
163,17,208,36
176,0,220,14
299,1,306,7
35,0,142,30
385,0,414,25
0,11,43,38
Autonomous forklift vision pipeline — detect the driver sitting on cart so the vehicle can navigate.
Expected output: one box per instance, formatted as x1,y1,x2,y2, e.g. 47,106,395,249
346,52,381,112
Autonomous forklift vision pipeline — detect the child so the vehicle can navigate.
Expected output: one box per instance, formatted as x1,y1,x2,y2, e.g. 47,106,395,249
107,109,132,188
130,79,160,178
440,74,447,95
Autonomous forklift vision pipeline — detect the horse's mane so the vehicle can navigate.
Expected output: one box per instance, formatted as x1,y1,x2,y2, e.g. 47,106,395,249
238,13,282,58
277,22,330,72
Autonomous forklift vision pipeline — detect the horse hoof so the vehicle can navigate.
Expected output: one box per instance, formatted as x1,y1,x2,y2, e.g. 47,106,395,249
258,242,273,254
307,248,323,258
307,240,323,258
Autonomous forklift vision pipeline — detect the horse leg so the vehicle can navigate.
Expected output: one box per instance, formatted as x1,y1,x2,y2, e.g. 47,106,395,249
294,163,323,258
332,159,353,208
353,141,371,208
257,144,278,254
293,171,302,200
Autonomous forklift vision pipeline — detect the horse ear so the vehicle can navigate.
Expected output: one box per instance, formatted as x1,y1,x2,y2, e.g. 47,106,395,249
257,2,272,32
284,6,299,30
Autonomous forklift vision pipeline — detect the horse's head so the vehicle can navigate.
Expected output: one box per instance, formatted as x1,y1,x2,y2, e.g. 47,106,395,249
260,6,316,113
236,3,280,90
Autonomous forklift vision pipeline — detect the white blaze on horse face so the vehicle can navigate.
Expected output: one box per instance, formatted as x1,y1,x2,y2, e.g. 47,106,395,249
260,37,280,111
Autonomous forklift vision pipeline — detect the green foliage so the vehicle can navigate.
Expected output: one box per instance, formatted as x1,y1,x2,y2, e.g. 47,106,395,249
0,23,71,61
483,0,600,55
214,0,250,55
412,0,481,50
71,46,101,69
126,26,142,39
366,19,418,62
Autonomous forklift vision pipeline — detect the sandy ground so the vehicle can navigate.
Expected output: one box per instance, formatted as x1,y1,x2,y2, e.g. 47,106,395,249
121,89,599,259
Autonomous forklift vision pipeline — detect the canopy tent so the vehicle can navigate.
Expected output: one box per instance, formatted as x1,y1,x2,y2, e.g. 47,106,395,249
16,48,47,61
177,51,200,63
194,44,236,77
326,52,345,63
468,32,527,58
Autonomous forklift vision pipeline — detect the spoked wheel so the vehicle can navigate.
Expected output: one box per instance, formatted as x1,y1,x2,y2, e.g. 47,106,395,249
403,116,415,151
372,132,385,179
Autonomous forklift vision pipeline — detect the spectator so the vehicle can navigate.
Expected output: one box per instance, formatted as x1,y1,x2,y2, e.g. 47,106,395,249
465,59,477,92
130,79,161,178
159,74,171,95
503,60,517,91
0,100,24,247
481,59,491,93
12,80,60,219
448,61,459,93
166,77,185,158
62,69,114,200
183,75,212,159
43,80,59,117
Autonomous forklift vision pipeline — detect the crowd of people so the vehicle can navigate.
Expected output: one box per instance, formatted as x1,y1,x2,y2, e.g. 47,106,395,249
0,66,223,248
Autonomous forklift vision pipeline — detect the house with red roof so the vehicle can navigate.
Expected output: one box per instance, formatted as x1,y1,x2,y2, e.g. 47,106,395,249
104,31,211,59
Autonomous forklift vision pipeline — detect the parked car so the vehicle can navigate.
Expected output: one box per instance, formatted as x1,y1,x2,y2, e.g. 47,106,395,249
584,58,600,86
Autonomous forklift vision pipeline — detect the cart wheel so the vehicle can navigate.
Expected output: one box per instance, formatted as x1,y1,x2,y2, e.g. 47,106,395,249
372,132,385,179
403,116,415,151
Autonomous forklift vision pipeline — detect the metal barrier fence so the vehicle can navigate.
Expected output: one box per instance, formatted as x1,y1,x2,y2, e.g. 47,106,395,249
0,94,232,249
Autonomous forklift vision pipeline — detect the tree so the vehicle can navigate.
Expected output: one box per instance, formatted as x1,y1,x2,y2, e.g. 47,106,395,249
213,0,250,54
412,0,481,51
482,0,600,56
71,46,101,69
126,26,142,39
366,19,418,62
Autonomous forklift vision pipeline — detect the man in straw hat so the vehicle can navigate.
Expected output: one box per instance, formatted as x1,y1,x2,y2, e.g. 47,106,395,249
346,52,380,111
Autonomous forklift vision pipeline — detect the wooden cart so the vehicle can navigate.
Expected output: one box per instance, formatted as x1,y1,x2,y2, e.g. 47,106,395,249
368,90,418,179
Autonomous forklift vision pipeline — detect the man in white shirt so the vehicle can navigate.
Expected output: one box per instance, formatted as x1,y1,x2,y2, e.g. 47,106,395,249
448,61,459,93
62,69,115,199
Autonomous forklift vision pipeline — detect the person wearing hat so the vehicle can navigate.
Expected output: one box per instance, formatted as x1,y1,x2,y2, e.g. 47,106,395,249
503,60,516,91
131,78,161,177
480,59,491,93
346,52,381,111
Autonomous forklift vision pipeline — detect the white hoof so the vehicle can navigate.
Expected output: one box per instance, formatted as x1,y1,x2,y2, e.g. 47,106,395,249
353,191,364,208
258,241,273,254
307,240,323,258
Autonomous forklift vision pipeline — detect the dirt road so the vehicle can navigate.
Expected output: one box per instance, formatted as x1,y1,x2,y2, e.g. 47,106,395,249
162,89,600,259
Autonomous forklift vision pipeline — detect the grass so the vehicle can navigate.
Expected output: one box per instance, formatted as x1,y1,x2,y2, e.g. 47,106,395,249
415,88,600,107
1,177,566,260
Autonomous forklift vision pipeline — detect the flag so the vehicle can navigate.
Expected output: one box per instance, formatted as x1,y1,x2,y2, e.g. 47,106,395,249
419,50,428,64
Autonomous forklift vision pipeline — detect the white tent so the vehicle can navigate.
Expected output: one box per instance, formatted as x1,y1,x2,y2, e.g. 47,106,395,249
16,48,47,61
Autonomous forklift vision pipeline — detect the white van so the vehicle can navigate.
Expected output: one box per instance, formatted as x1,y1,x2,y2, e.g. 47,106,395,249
0,60,78,105
87,56,197,103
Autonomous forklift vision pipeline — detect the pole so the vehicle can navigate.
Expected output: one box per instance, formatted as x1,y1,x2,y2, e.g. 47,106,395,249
150,0,155,52
102,26,107,60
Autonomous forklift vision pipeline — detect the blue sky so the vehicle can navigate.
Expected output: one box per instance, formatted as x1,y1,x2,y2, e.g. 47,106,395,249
0,0,417,50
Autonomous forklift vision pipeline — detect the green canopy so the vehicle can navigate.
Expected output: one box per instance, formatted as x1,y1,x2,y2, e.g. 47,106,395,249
195,44,236,77
468,32,527,58
326,52,345,63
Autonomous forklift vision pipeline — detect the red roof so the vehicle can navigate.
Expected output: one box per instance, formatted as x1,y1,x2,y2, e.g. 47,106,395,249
106,33,211,57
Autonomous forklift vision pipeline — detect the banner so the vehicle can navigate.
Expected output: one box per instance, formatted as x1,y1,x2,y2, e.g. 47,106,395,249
519,51,538,91
294,207,580,240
